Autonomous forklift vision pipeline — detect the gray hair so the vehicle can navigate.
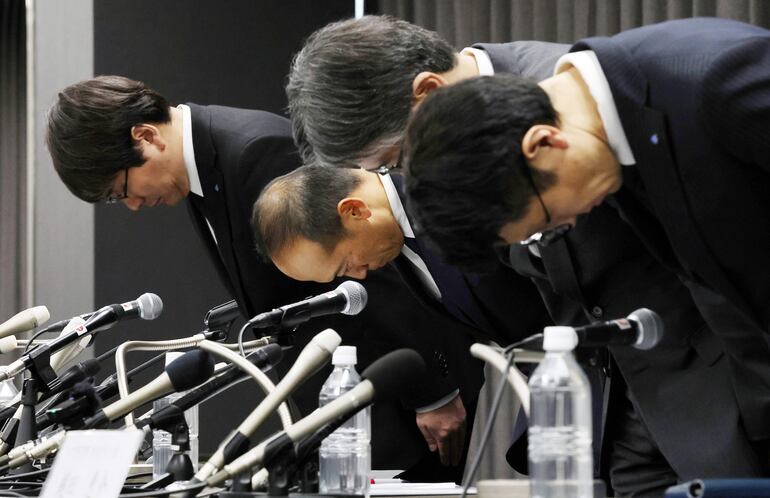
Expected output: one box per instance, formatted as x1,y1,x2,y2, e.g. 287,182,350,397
286,15,455,167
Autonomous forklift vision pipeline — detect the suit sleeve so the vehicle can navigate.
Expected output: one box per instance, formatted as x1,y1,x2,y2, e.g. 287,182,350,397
700,37,770,174
473,41,569,80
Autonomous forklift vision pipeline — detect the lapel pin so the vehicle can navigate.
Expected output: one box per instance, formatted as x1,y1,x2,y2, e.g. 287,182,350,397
650,133,659,145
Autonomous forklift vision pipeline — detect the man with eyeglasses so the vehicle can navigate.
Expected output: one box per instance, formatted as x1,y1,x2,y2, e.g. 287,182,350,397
286,15,769,496
44,75,491,481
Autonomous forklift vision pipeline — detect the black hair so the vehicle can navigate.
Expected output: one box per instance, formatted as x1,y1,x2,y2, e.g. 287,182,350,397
46,75,170,202
403,74,557,272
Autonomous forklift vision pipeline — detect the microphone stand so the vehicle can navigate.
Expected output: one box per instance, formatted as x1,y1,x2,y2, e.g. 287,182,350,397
11,378,39,474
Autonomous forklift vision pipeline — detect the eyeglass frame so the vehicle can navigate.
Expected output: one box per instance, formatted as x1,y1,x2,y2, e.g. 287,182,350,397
373,149,404,175
105,168,129,204
517,164,572,247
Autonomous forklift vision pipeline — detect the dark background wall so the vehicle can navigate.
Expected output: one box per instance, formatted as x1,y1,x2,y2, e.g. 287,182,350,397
93,0,353,454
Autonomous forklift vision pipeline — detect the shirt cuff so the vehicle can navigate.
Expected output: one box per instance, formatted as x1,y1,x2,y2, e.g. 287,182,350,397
414,389,460,413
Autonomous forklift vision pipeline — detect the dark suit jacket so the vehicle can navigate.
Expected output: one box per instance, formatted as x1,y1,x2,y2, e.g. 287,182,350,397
183,104,484,472
571,17,770,442
390,173,550,346
478,42,764,478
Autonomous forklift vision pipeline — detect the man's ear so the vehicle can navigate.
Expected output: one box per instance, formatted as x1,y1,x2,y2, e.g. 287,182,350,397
520,124,567,164
412,72,449,107
130,124,166,152
337,197,372,227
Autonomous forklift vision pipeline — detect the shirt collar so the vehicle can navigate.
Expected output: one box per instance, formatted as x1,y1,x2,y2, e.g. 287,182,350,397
554,51,636,166
178,104,204,197
461,47,495,76
378,174,414,239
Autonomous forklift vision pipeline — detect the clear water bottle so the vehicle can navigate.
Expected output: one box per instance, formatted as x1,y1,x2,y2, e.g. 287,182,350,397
528,326,593,498
151,352,199,478
319,346,371,496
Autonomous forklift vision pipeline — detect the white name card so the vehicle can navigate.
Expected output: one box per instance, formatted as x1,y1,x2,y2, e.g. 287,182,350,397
40,429,144,498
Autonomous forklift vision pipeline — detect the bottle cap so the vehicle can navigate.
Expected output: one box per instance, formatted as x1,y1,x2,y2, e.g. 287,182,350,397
332,345,357,366
542,326,578,352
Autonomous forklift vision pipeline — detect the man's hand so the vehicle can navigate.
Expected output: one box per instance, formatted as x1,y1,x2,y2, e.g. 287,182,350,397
415,395,467,466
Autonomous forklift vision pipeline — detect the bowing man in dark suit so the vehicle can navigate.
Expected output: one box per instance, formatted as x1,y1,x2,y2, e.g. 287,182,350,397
44,75,487,480
285,16,770,495
402,16,770,489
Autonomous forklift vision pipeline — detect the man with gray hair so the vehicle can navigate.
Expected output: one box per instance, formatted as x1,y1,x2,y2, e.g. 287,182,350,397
285,16,768,496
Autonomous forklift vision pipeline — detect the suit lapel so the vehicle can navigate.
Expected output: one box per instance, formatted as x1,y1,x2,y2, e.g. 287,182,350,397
389,174,499,334
188,104,250,313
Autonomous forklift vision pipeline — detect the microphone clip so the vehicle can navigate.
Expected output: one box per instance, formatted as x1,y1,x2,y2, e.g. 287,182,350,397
26,346,58,389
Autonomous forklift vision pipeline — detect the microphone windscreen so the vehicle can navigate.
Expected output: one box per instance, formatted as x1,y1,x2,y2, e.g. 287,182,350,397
31,306,51,326
137,293,163,320
629,308,663,350
338,281,368,316
81,358,101,377
362,349,426,402
0,336,17,354
166,350,215,391
249,343,283,372
311,328,342,354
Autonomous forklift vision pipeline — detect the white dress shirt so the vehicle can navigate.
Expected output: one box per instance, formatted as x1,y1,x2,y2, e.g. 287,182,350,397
554,51,636,166
379,174,460,412
178,104,217,243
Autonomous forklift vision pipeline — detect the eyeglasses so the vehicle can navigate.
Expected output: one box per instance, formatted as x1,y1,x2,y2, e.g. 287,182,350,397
105,168,129,204
518,165,571,247
518,224,572,247
373,150,403,175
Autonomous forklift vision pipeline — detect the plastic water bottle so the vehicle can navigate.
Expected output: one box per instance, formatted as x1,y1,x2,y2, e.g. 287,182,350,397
528,326,593,498
319,346,370,496
151,352,199,478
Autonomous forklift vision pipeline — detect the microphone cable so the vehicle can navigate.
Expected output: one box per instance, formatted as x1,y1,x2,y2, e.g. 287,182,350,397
461,332,543,498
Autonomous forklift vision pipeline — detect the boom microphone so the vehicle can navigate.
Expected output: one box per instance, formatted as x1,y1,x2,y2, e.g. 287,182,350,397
0,306,50,339
195,328,341,480
0,293,163,382
575,308,663,350
248,281,367,329
207,349,426,486
82,349,214,429
134,344,283,432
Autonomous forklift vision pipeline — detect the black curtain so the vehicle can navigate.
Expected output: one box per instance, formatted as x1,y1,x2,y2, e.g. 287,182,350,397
0,0,27,321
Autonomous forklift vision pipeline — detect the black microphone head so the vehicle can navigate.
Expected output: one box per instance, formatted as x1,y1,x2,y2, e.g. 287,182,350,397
337,281,367,316
247,343,283,372
628,308,663,350
80,358,101,377
137,293,163,320
166,350,216,391
361,348,426,402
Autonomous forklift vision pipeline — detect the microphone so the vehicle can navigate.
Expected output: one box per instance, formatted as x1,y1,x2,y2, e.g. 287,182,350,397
205,300,241,330
0,337,17,354
0,306,50,339
0,293,163,383
82,349,215,429
134,344,283,432
206,349,426,486
195,328,341,481
248,281,367,329
574,308,662,350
